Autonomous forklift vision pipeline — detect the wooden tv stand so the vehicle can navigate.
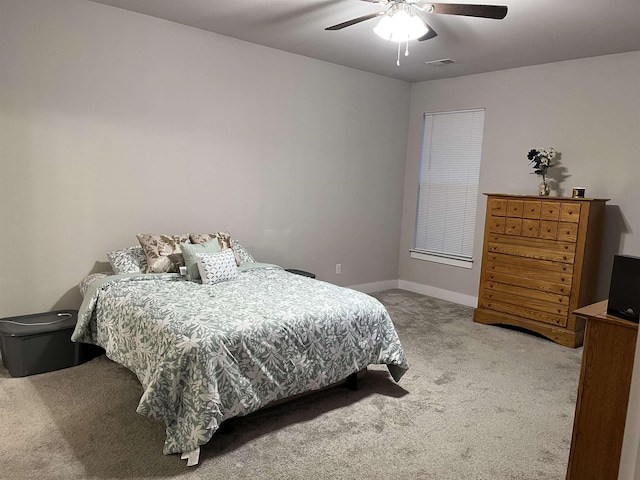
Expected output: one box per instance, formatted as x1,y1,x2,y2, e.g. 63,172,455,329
566,301,638,480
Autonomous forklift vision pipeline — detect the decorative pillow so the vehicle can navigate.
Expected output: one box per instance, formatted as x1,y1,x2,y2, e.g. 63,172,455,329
196,249,238,285
231,239,256,264
190,232,240,266
107,246,148,274
136,234,190,273
180,240,221,280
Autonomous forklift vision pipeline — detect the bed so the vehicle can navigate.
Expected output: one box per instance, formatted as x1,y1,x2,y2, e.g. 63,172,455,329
72,242,408,467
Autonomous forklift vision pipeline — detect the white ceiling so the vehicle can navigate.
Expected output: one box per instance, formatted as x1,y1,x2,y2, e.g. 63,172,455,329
89,0,640,83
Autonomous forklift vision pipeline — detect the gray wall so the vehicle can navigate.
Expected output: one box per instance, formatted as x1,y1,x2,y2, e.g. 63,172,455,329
400,51,640,304
0,0,410,317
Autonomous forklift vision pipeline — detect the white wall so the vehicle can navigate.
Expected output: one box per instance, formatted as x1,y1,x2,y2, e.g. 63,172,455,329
400,51,640,302
0,0,410,317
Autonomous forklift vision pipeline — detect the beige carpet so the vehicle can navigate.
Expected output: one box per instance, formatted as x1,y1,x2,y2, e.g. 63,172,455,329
0,289,582,479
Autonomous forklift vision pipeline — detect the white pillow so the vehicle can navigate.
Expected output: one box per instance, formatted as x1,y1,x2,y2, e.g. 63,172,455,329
196,249,238,285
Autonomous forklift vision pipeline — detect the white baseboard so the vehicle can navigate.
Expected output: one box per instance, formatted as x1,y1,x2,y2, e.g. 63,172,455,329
348,279,478,308
397,280,478,308
348,279,399,294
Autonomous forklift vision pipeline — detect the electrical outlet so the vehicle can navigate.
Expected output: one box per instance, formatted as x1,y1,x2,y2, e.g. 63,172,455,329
335,263,342,275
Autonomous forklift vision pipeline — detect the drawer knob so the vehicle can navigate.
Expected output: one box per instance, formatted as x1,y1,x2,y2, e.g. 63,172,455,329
563,256,567,260
560,287,565,292
568,210,573,215
561,277,565,282
547,228,551,232
566,230,570,234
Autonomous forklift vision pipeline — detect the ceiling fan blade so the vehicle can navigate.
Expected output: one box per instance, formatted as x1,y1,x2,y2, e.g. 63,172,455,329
411,8,439,41
428,3,508,19
418,25,438,41
325,11,385,30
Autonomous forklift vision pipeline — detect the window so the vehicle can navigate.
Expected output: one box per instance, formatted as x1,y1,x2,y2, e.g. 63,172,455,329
412,108,485,268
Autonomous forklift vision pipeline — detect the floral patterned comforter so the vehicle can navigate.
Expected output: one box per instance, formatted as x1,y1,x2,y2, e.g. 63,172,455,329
72,263,408,456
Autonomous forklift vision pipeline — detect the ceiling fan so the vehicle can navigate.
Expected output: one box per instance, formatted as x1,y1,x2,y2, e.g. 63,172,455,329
326,1,508,65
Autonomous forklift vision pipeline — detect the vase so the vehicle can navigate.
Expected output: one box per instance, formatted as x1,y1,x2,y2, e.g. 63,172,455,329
538,181,550,196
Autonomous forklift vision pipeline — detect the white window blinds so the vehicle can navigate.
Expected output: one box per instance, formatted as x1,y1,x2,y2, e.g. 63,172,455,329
414,108,485,261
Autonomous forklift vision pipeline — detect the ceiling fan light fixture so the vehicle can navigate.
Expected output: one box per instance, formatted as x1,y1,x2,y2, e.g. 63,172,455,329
373,6,428,42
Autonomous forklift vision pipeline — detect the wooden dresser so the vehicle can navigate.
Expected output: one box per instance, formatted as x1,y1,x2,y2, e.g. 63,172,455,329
566,301,638,480
473,194,608,347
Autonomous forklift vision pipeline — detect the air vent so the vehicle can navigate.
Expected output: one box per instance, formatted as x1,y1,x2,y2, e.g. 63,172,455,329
425,58,456,67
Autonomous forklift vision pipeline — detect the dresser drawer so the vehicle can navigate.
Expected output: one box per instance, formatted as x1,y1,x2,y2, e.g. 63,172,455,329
486,261,573,285
485,271,571,295
487,243,575,264
539,220,558,240
490,198,507,216
558,222,578,242
485,281,569,305
505,217,522,235
522,219,540,237
560,203,581,223
541,202,561,220
487,234,576,254
480,298,568,327
488,216,506,234
507,200,524,217
483,290,569,318
487,252,573,274
523,201,541,219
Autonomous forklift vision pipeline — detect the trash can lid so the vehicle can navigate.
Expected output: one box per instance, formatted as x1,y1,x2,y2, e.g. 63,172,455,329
0,310,78,337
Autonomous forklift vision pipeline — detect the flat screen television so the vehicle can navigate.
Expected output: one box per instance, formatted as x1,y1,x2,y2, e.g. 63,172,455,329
607,254,640,322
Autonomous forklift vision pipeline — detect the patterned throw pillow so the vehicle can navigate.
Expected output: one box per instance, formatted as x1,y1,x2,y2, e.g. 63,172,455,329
106,246,148,274
136,234,190,273
190,232,240,266
180,240,221,281
231,240,256,264
196,249,238,285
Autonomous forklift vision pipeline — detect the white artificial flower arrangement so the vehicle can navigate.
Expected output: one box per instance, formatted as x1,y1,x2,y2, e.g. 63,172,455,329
527,147,557,184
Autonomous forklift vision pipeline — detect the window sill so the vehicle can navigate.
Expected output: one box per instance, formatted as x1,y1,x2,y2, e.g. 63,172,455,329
410,250,473,269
